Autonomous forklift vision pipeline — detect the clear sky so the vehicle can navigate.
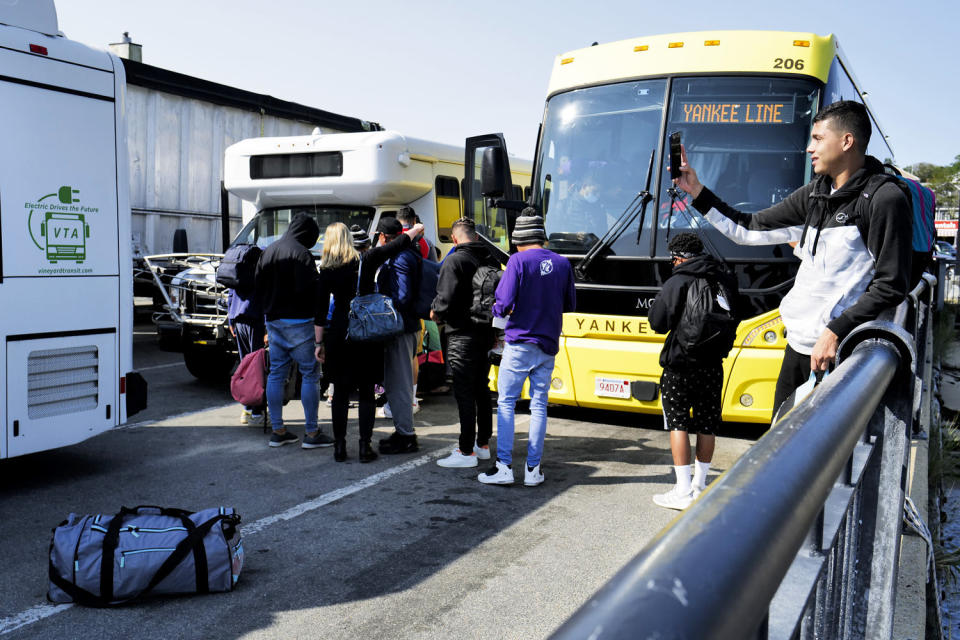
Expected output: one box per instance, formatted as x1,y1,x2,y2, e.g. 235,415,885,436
57,0,959,168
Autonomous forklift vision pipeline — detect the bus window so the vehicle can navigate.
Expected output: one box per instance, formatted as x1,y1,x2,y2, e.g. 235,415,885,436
435,175,461,243
824,58,892,162
463,174,508,251
232,205,375,254
533,79,668,255
657,77,819,254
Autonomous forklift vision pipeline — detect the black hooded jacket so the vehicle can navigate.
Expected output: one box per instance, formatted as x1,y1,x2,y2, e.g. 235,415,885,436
431,240,500,333
254,212,321,322
649,254,741,370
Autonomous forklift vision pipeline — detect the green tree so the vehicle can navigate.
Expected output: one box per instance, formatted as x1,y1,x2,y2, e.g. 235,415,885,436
906,156,960,213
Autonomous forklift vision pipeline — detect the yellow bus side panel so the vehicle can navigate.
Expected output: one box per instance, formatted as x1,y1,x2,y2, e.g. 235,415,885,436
721,346,786,423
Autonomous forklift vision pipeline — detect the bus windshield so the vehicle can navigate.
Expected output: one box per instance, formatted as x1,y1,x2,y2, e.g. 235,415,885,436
232,205,375,255
533,76,819,260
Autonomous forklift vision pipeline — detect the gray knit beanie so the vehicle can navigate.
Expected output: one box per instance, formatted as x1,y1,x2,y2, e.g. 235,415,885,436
349,224,371,249
511,209,547,246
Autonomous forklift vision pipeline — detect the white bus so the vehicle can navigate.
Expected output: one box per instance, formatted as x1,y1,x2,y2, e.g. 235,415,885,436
0,0,145,459
147,130,531,380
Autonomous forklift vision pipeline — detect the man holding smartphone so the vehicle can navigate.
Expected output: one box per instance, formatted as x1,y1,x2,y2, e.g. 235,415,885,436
672,101,912,416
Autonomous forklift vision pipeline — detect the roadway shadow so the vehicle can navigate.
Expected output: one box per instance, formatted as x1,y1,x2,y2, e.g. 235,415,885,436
0,394,744,639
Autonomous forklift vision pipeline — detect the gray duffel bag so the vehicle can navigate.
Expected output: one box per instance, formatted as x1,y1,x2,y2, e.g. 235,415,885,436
48,505,243,606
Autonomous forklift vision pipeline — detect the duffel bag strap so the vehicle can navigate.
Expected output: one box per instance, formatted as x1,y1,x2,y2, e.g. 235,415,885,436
123,505,211,595
137,513,236,599
47,530,111,607
101,506,210,603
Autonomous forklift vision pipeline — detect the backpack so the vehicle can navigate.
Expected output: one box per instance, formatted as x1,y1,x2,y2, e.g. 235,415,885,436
673,277,739,360
217,244,262,294
230,348,267,408
48,505,243,606
881,165,935,253
851,173,914,248
413,258,441,320
470,265,502,324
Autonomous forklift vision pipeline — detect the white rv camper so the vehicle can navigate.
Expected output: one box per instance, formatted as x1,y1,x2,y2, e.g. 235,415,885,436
0,0,145,458
146,130,531,380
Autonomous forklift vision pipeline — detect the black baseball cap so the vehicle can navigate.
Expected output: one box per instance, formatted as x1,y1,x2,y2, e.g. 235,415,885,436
376,217,403,235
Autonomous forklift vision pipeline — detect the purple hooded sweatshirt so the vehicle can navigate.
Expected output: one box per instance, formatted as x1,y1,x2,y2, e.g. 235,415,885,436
492,247,576,356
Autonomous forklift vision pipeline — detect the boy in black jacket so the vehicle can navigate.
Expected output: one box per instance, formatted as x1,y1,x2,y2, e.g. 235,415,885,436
648,233,740,510
430,218,501,468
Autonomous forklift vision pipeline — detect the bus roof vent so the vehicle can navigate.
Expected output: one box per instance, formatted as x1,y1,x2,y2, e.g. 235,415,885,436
0,0,59,37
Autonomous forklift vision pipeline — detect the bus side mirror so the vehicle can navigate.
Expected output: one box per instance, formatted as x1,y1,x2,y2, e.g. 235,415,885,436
481,147,506,198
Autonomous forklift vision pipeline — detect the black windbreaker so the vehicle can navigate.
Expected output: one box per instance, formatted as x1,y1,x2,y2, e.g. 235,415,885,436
431,240,500,333
649,254,741,370
254,212,321,322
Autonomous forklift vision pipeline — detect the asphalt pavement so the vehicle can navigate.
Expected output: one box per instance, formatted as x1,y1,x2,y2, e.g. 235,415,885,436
0,319,755,639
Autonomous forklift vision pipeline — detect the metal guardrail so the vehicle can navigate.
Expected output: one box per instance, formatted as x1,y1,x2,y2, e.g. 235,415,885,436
552,275,937,640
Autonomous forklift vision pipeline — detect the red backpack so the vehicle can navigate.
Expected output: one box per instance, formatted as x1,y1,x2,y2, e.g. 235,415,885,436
230,348,267,407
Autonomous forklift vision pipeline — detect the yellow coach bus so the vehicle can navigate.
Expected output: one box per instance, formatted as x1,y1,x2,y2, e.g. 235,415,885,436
464,31,897,423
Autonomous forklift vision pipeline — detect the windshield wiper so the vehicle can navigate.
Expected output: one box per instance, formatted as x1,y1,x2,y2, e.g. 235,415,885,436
574,149,655,280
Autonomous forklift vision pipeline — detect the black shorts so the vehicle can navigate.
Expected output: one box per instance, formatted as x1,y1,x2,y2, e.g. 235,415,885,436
660,365,723,434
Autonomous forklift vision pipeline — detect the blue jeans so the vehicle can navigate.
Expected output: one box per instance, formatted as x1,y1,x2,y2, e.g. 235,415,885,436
266,320,320,434
496,342,555,468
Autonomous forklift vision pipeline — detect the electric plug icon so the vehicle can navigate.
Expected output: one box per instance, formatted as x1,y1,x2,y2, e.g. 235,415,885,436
57,186,80,204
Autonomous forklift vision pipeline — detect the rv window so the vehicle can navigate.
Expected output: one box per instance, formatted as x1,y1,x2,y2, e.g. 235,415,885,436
232,205,374,254
435,176,461,243
250,152,343,180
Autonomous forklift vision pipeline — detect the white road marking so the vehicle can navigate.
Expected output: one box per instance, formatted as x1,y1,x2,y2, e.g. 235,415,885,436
243,448,446,535
0,447,447,635
137,362,185,372
0,605,73,636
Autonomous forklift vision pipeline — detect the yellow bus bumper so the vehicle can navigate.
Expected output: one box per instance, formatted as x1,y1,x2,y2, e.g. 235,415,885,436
491,311,786,425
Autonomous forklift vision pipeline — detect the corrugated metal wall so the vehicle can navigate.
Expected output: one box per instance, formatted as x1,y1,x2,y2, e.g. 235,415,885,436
126,86,336,257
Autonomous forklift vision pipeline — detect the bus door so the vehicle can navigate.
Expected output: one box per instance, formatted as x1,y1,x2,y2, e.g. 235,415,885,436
0,56,121,457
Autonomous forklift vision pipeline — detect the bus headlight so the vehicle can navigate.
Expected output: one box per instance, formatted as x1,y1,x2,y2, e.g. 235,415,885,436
739,394,754,407
763,331,777,343
551,377,563,390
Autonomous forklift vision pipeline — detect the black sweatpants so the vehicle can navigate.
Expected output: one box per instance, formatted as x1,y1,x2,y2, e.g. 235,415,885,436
773,345,812,419
447,329,494,453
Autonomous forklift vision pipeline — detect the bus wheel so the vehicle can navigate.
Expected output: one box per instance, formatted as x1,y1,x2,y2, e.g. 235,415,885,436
183,348,235,382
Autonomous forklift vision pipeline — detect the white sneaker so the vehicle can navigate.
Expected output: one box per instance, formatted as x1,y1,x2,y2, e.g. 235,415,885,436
377,403,393,419
247,413,265,428
473,443,491,460
437,449,478,468
692,486,704,500
652,486,695,510
478,460,514,485
240,409,251,425
411,401,421,415
524,463,544,486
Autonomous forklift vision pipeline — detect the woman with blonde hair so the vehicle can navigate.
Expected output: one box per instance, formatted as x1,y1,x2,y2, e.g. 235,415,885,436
316,220,423,462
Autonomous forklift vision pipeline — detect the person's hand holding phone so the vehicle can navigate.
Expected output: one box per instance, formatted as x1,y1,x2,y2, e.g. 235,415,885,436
673,144,704,199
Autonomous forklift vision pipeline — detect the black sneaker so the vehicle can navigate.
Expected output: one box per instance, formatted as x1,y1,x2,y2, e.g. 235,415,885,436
269,431,299,448
378,432,418,455
302,431,336,449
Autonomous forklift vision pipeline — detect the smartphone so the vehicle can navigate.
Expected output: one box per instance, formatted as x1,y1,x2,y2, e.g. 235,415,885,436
669,131,683,180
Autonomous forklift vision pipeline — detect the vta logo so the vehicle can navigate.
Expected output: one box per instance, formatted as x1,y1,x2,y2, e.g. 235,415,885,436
539,259,553,276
